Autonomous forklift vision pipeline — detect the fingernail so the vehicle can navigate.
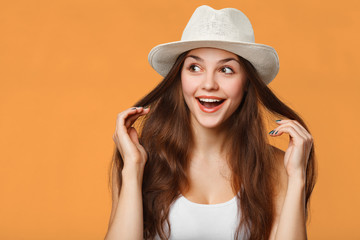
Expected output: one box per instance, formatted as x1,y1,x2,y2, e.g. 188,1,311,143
276,120,281,122
131,107,136,110
144,106,149,109
275,131,278,134
269,130,274,134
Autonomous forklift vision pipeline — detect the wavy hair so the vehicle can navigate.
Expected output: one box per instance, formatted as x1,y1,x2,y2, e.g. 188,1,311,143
108,50,317,240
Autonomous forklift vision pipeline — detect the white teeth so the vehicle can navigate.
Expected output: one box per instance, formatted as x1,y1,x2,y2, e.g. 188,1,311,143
199,98,222,102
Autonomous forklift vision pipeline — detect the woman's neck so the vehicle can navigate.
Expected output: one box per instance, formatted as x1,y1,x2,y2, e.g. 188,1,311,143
190,119,229,164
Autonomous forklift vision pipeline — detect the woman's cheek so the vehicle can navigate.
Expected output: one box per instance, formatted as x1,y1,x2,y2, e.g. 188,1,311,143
229,78,246,95
181,76,198,96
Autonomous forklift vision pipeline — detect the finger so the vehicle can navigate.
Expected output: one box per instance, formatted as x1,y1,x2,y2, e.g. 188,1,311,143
270,125,306,145
113,108,143,150
276,119,311,138
271,122,307,140
114,107,149,145
273,121,309,140
115,107,138,131
128,127,140,145
114,125,138,158
116,107,145,133
124,108,150,128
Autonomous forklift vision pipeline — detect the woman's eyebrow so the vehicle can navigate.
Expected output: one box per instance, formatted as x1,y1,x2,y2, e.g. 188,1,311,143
185,55,240,64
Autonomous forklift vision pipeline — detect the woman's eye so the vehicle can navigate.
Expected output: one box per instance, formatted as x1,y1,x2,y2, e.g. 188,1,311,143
221,67,234,74
189,65,201,72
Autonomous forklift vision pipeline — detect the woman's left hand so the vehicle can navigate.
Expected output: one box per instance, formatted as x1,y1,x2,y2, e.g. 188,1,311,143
269,119,313,179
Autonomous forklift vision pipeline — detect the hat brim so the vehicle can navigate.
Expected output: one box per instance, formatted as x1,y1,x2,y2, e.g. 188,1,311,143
148,40,279,85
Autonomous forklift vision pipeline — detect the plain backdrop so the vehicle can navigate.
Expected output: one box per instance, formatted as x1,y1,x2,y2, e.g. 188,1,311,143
1,0,359,239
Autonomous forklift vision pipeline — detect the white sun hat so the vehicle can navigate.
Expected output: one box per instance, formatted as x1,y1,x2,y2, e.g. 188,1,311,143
148,5,279,85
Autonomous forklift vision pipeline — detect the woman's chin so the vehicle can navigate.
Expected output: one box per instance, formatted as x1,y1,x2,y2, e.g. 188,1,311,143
195,118,224,130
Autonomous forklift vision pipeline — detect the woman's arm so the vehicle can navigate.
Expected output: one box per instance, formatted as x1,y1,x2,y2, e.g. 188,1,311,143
105,164,145,240
274,175,306,239
105,107,150,240
269,148,307,240
269,155,307,240
268,119,313,240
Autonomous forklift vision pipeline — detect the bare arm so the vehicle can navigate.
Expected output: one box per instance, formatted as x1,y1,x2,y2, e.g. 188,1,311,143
104,107,150,240
274,176,306,239
268,119,313,240
269,148,307,240
105,164,145,240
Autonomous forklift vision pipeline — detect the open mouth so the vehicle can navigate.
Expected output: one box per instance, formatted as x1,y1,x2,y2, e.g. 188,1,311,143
197,98,225,108
196,97,226,113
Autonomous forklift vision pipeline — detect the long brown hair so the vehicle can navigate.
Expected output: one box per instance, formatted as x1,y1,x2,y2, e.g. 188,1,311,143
108,50,317,240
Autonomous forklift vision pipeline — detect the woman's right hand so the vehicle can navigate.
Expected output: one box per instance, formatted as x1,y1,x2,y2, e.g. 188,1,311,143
112,107,150,170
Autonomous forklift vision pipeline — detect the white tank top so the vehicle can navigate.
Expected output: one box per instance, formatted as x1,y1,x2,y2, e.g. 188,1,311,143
153,193,247,239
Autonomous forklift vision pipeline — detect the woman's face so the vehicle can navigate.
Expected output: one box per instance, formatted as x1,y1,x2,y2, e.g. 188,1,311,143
181,47,247,129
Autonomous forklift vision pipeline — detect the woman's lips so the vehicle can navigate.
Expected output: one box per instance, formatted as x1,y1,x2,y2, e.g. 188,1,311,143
196,97,226,113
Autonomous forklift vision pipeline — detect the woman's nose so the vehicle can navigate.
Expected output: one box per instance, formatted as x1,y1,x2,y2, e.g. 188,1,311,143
201,72,219,91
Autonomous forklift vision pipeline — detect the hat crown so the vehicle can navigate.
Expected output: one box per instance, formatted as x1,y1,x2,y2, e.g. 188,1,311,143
181,5,255,43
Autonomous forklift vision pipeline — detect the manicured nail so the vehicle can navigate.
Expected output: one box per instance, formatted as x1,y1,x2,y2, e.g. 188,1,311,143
275,131,278,134
269,130,274,134
276,120,281,122
131,107,136,110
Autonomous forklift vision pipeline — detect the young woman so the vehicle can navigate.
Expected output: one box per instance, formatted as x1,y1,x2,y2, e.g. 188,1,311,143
105,5,317,240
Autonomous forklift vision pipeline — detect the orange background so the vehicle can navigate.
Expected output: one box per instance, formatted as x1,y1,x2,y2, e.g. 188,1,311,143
1,0,359,239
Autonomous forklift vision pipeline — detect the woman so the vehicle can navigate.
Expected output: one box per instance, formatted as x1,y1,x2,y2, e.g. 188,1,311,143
105,5,317,240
